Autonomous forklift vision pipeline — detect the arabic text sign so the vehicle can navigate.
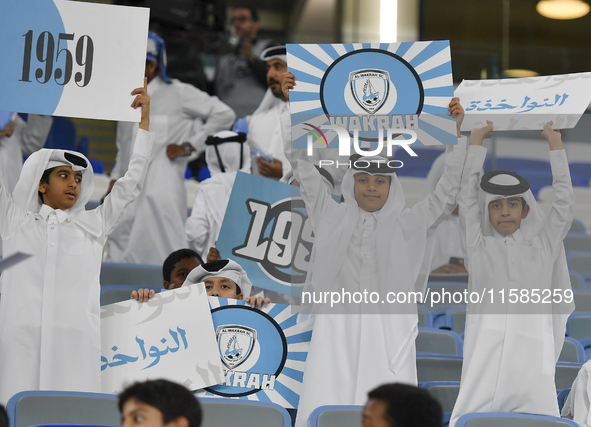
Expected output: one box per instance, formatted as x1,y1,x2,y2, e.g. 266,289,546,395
0,0,149,122
287,42,457,150
455,72,591,131
196,297,312,409
216,172,311,296
100,284,223,394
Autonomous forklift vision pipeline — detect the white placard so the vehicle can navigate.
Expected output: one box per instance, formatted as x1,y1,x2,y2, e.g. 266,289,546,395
455,72,591,131
0,0,149,122
100,284,223,394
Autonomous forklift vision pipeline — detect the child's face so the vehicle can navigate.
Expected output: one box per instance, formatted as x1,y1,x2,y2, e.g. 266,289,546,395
121,398,167,427
488,197,530,236
354,173,390,212
38,166,82,210
164,257,202,290
204,277,243,300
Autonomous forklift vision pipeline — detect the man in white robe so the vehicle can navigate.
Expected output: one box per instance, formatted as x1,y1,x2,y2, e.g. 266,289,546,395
282,73,467,427
449,121,574,426
185,131,250,261
0,85,154,404
105,33,235,265
247,46,290,180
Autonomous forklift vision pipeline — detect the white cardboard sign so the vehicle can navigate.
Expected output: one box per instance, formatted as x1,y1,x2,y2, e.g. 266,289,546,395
455,72,591,131
0,0,149,122
100,284,223,393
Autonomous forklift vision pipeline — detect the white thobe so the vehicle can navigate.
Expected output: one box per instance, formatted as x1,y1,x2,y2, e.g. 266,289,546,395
0,129,153,404
562,361,591,426
450,146,575,426
292,138,467,427
185,172,237,260
248,89,290,179
106,76,235,265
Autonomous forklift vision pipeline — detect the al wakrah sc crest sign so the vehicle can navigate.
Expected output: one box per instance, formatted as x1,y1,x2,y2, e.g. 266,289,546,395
350,69,391,114
287,42,456,151
197,297,312,409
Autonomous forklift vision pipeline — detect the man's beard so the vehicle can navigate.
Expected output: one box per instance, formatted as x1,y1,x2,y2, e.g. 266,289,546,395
268,79,283,98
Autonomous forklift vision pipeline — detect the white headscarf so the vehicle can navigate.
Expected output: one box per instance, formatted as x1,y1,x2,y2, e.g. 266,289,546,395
205,130,251,176
184,259,253,297
13,148,94,217
479,170,573,360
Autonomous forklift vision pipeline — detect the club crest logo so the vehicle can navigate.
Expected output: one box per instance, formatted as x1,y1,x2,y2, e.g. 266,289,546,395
216,325,257,369
349,69,390,114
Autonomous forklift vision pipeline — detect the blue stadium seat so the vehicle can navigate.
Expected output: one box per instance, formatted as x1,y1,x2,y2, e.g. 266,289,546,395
88,158,104,174
6,390,119,427
569,162,591,187
100,263,163,287
420,381,461,426
573,291,591,312
394,147,445,178
417,355,464,384
557,389,571,413
559,337,586,363
570,271,587,290
417,328,463,357
198,397,291,427
565,235,591,254
495,157,551,172
307,405,363,427
555,362,584,390
456,412,579,427
418,304,433,328
567,314,591,341
444,305,467,334
44,117,77,151
568,219,586,235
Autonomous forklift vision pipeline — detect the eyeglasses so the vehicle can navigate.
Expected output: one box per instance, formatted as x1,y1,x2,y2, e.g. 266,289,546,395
230,16,252,23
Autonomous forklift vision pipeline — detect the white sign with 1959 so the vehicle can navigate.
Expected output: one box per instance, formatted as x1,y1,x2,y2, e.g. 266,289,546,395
0,0,149,122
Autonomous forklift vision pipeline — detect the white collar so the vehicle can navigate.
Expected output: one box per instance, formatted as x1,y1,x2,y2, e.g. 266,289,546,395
38,204,69,223
493,227,523,243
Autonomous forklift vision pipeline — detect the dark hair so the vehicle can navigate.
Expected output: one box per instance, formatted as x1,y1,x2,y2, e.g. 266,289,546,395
118,379,201,427
0,404,8,427
520,197,527,210
234,5,258,21
367,383,443,427
38,167,56,205
163,249,204,282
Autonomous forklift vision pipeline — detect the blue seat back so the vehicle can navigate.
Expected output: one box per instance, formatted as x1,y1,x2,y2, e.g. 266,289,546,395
307,405,363,427
6,390,119,427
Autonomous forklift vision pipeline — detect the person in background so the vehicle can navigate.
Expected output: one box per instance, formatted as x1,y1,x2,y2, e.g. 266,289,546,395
119,379,201,427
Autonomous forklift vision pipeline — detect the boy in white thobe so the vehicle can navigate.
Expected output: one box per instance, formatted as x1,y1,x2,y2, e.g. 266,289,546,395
0,83,154,404
449,121,574,426
282,73,467,427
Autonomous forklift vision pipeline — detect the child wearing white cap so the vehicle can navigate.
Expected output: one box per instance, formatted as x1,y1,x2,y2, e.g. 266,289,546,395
449,121,575,426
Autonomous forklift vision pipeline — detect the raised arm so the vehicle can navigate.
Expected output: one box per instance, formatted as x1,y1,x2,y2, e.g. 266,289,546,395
280,72,332,231
458,121,493,254
540,121,575,257
100,79,154,235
